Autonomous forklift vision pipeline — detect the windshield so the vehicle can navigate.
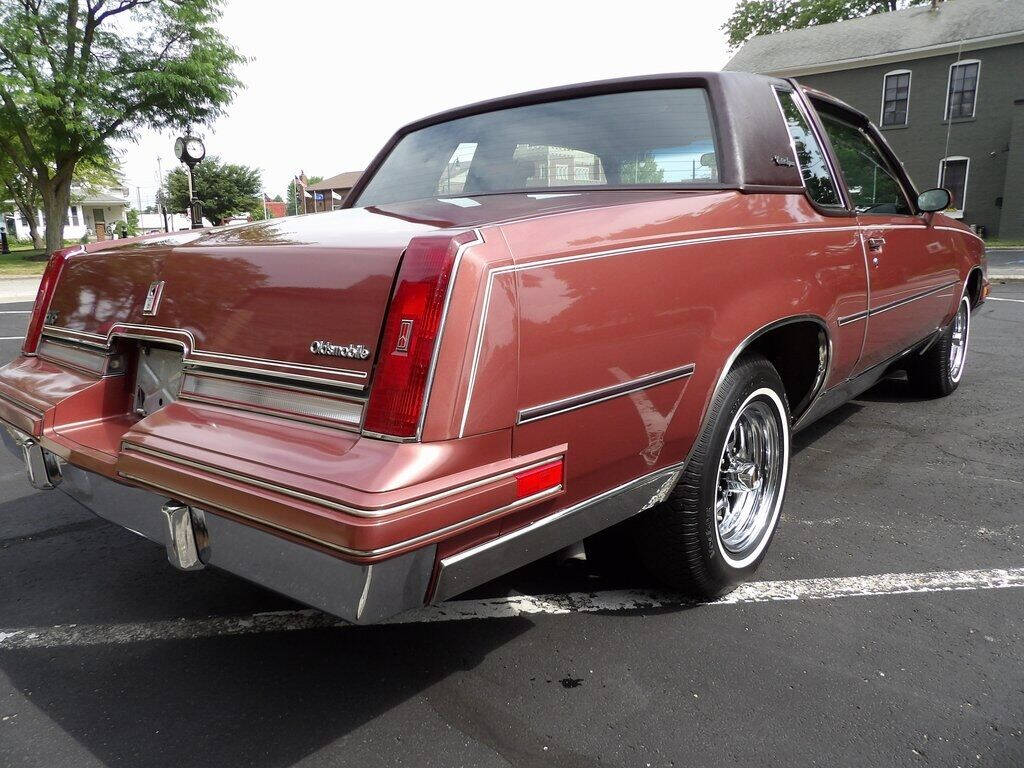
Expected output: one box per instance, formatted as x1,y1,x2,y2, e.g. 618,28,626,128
355,88,719,207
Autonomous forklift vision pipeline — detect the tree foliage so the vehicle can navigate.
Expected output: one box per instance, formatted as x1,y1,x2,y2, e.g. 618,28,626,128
164,155,261,225
723,0,930,48
286,175,323,216
0,151,43,247
0,0,244,253
620,155,664,185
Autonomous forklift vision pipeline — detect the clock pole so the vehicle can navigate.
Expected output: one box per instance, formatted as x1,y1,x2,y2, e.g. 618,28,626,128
174,131,206,229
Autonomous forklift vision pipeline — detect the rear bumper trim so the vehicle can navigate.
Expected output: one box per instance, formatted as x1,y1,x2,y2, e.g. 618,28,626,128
3,431,434,623
120,441,561,520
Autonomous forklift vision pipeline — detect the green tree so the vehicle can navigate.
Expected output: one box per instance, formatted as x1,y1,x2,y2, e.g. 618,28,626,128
1,149,117,248
0,155,43,247
620,155,664,185
723,0,930,49
0,1,244,254
124,207,139,235
165,156,261,225
286,175,323,216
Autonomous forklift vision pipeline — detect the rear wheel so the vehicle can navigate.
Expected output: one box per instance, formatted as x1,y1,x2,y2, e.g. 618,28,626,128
636,354,791,598
907,295,970,398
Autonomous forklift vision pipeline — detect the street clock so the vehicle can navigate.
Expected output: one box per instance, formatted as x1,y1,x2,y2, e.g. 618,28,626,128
173,135,206,165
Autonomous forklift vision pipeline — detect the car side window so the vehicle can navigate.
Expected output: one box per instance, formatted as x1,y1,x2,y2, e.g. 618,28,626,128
818,112,914,216
774,89,842,208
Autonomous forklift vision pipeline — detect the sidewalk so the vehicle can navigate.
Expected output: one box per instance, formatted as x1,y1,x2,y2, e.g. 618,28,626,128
987,248,1024,281
0,277,41,303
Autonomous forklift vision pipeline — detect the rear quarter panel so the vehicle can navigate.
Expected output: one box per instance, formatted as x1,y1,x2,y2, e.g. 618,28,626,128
476,191,868,520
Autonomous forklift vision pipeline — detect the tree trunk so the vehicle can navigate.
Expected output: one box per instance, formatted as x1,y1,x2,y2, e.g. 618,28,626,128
27,216,44,250
42,176,73,256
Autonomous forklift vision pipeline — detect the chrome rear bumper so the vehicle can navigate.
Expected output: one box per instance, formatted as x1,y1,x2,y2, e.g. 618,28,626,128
1,425,435,624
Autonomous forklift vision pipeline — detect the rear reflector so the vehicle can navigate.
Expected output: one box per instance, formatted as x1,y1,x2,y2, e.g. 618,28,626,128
362,232,478,439
24,245,80,355
515,460,564,499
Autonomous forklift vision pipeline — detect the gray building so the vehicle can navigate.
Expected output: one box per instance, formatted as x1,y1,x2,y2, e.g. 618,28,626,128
725,0,1024,239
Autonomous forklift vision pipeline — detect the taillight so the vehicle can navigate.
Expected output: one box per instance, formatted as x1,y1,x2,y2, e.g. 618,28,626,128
363,232,477,439
23,245,79,355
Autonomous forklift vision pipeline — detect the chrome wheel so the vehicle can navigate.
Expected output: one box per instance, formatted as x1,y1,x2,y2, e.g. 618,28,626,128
714,389,788,568
949,297,970,384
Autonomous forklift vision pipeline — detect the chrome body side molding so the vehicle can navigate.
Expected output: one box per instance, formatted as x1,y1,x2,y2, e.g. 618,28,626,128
792,328,941,431
433,461,684,602
517,363,696,425
837,280,958,326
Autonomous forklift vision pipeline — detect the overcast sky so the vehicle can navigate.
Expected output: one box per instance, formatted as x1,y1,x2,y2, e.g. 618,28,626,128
116,0,739,208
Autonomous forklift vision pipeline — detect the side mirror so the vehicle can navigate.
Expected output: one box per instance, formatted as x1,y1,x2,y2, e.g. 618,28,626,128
917,187,952,213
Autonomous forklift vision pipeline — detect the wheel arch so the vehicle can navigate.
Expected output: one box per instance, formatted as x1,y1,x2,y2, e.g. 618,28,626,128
704,315,831,427
965,266,984,308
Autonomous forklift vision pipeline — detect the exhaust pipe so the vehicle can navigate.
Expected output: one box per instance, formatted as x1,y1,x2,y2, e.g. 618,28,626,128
22,437,63,490
161,501,206,571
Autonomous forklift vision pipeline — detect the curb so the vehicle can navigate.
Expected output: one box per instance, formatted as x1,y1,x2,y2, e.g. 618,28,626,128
988,273,1024,282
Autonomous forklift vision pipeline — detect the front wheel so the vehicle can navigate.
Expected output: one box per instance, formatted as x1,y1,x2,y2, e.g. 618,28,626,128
635,354,791,598
907,295,970,398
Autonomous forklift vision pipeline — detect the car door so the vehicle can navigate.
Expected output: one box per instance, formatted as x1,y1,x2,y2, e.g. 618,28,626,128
813,101,958,373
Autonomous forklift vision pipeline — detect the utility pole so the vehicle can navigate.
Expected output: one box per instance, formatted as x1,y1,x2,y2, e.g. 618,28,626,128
157,156,169,233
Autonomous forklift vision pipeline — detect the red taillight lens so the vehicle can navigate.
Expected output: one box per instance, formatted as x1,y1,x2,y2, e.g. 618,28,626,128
363,232,476,438
515,460,564,499
23,246,77,355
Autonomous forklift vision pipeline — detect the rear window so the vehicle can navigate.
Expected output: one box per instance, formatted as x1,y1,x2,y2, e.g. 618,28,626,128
356,88,719,206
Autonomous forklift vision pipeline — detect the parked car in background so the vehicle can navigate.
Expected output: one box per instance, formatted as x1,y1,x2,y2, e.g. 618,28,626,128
0,72,987,623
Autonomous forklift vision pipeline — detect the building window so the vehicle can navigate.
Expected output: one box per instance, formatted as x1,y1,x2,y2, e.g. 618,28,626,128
938,156,969,216
70,206,79,226
946,60,980,119
880,70,911,127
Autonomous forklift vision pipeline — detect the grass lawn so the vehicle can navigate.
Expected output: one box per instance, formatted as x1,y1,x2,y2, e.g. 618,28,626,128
986,239,1024,249
0,242,47,276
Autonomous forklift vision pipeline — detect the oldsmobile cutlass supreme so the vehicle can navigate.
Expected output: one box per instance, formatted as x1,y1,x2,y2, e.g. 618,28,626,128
0,73,987,623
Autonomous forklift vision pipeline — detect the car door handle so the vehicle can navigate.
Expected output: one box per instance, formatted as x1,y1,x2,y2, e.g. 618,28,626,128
866,237,886,251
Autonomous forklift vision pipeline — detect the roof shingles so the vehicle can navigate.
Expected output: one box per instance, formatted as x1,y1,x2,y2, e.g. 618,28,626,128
724,0,1024,76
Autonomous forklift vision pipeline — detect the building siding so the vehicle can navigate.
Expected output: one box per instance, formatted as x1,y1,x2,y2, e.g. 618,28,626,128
792,42,1024,238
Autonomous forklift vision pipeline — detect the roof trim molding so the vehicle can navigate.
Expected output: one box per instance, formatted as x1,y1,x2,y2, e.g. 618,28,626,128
759,29,1024,78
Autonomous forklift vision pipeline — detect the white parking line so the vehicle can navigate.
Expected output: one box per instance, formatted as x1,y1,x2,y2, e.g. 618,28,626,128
0,566,1021,650
0,336,24,340
988,296,1024,304
0,310,31,314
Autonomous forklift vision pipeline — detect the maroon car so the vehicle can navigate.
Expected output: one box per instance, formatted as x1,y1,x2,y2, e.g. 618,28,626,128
0,72,987,623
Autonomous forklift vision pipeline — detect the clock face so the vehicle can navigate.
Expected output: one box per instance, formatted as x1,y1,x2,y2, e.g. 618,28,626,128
186,138,204,161
173,137,185,161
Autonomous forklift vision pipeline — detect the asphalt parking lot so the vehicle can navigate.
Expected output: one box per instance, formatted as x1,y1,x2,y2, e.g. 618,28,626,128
0,286,1022,768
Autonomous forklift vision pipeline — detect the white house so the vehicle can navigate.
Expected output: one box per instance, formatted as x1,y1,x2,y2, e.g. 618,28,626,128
136,212,212,234
3,187,130,242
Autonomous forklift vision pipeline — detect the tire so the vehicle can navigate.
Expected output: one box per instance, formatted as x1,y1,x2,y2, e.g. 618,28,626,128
906,295,971,398
635,354,791,599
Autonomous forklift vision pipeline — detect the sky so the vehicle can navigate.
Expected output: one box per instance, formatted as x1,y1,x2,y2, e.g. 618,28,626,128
115,0,739,208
